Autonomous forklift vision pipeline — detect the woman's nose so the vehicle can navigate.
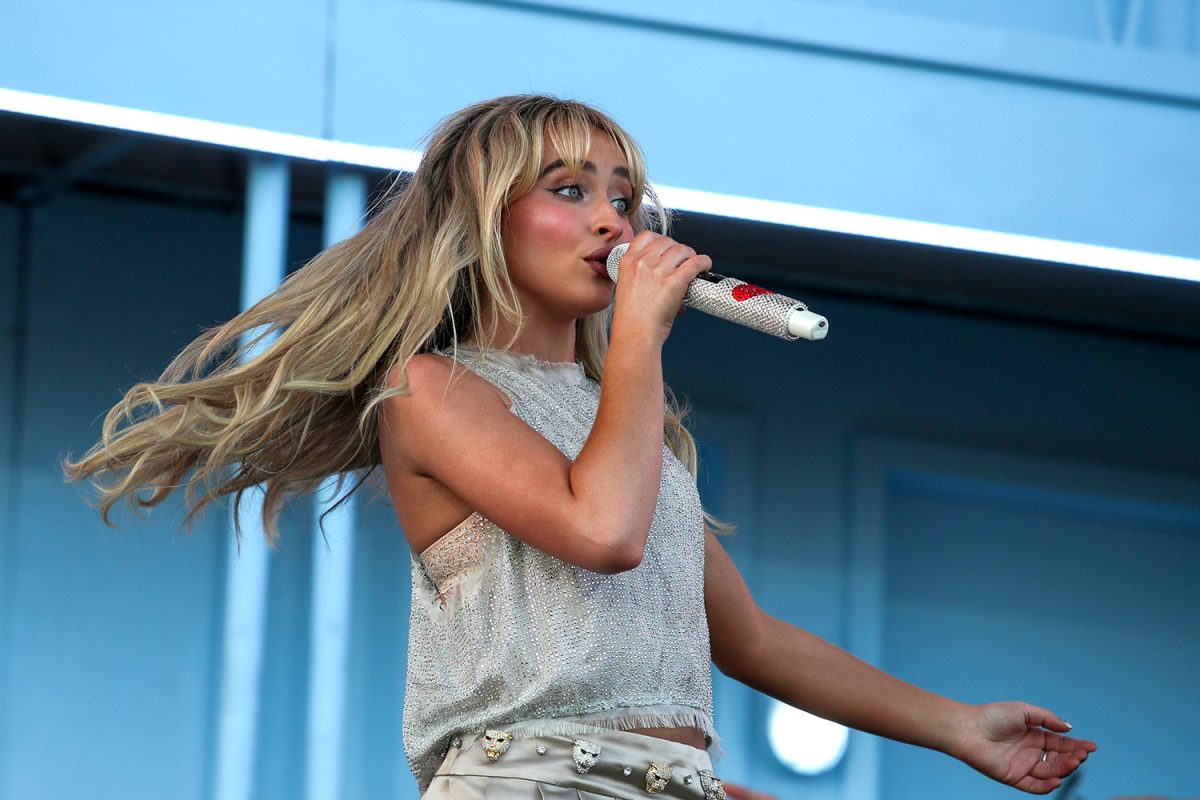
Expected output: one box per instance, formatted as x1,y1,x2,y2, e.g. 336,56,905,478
591,199,625,237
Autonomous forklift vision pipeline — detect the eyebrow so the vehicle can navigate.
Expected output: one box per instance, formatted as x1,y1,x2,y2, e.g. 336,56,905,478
539,159,632,181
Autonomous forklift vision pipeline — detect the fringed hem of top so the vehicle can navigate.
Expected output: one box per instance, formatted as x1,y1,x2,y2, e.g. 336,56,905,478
499,706,724,763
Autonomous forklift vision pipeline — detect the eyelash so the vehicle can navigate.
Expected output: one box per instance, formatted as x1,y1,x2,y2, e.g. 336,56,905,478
552,184,633,216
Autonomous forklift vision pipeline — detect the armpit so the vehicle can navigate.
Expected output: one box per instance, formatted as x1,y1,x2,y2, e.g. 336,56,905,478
418,512,501,614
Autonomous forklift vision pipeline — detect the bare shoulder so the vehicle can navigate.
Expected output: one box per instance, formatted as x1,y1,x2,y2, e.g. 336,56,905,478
380,353,526,552
389,352,511,405
379,352,637,573
381,353,511,470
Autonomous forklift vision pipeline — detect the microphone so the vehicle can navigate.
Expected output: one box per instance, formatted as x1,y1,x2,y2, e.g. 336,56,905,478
605,243,828,341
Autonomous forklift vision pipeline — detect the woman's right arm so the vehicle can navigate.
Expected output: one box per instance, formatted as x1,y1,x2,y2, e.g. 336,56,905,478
380,232,710,573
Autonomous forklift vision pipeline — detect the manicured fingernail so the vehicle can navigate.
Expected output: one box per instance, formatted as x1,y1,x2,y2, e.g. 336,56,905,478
1063,721,1072,729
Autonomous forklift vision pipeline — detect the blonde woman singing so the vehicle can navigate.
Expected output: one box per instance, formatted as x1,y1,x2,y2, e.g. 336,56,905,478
65,95,1095,799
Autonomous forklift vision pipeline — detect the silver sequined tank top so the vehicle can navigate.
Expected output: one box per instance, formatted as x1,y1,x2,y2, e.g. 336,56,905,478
401,346,717,793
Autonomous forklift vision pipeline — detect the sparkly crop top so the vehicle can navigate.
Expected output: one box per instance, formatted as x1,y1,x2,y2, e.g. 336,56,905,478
401,346,719,793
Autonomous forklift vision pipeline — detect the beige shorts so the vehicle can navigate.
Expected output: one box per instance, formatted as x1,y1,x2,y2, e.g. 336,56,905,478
422,726,725,799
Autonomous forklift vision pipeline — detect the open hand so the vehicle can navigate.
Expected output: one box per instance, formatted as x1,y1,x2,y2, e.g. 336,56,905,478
953,702,1097,794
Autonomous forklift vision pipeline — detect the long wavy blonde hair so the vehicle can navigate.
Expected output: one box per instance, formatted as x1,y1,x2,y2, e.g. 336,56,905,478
62,95,731,544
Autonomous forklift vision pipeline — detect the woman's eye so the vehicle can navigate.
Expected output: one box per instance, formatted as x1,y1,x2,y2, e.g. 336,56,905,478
611,197,632,215
553,185,583,199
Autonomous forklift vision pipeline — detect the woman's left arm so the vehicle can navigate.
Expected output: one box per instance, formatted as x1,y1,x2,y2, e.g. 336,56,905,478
704,530,1096,795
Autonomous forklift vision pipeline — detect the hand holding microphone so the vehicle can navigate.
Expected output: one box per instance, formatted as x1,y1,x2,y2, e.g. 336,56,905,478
606,241,828,341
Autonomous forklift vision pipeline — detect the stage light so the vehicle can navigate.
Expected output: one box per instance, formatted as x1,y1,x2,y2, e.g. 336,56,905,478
767,700,849,776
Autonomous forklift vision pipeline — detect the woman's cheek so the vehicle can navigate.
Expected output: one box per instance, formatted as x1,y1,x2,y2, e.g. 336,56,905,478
527,205,581,246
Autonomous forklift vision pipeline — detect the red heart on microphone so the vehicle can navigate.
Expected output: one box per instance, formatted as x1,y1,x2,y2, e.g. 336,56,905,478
731,284,771,302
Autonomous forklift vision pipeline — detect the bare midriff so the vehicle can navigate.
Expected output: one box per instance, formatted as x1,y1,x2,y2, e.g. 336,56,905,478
627,726,708,751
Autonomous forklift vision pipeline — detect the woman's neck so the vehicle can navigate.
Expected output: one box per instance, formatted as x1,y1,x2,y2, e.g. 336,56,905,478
467,314,577,365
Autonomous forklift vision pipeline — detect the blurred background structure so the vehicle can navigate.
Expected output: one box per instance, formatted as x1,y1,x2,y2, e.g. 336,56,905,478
1,2,1198,799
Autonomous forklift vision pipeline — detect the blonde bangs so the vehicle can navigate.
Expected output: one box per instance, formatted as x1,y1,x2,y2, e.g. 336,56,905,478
508,106,651,226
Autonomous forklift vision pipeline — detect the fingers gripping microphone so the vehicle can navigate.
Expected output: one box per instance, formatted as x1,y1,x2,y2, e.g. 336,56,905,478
605,243,829,341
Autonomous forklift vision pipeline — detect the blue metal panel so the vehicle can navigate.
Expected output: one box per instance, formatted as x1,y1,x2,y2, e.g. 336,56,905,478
2,192,242,799
883,472,1200,798
691,411,774,791
866,0,1106,41
0,0,327,135
331,0,1200,259
0,202,19,800
343,500,417,800
470,0,1199,99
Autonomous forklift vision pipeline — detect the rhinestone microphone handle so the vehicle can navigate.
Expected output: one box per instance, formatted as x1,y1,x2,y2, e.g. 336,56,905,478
606,243,824,341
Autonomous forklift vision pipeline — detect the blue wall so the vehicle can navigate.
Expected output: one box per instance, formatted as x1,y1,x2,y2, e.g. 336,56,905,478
1,193,243,799
3,0,1199,257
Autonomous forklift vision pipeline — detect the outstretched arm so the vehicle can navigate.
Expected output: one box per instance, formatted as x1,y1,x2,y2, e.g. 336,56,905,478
703,531,1096,794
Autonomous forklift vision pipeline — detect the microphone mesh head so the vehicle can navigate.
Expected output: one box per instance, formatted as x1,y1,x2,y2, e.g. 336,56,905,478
605,243,630,282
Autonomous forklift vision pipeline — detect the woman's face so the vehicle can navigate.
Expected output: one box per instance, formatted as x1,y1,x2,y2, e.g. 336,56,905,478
501,130,636,324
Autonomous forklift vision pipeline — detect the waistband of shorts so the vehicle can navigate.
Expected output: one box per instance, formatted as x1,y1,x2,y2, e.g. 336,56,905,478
434,725,726,799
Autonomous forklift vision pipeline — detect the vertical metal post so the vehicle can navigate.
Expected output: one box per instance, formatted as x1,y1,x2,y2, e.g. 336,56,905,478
304,166,368,800
212,153,291,800
0,199,35,800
